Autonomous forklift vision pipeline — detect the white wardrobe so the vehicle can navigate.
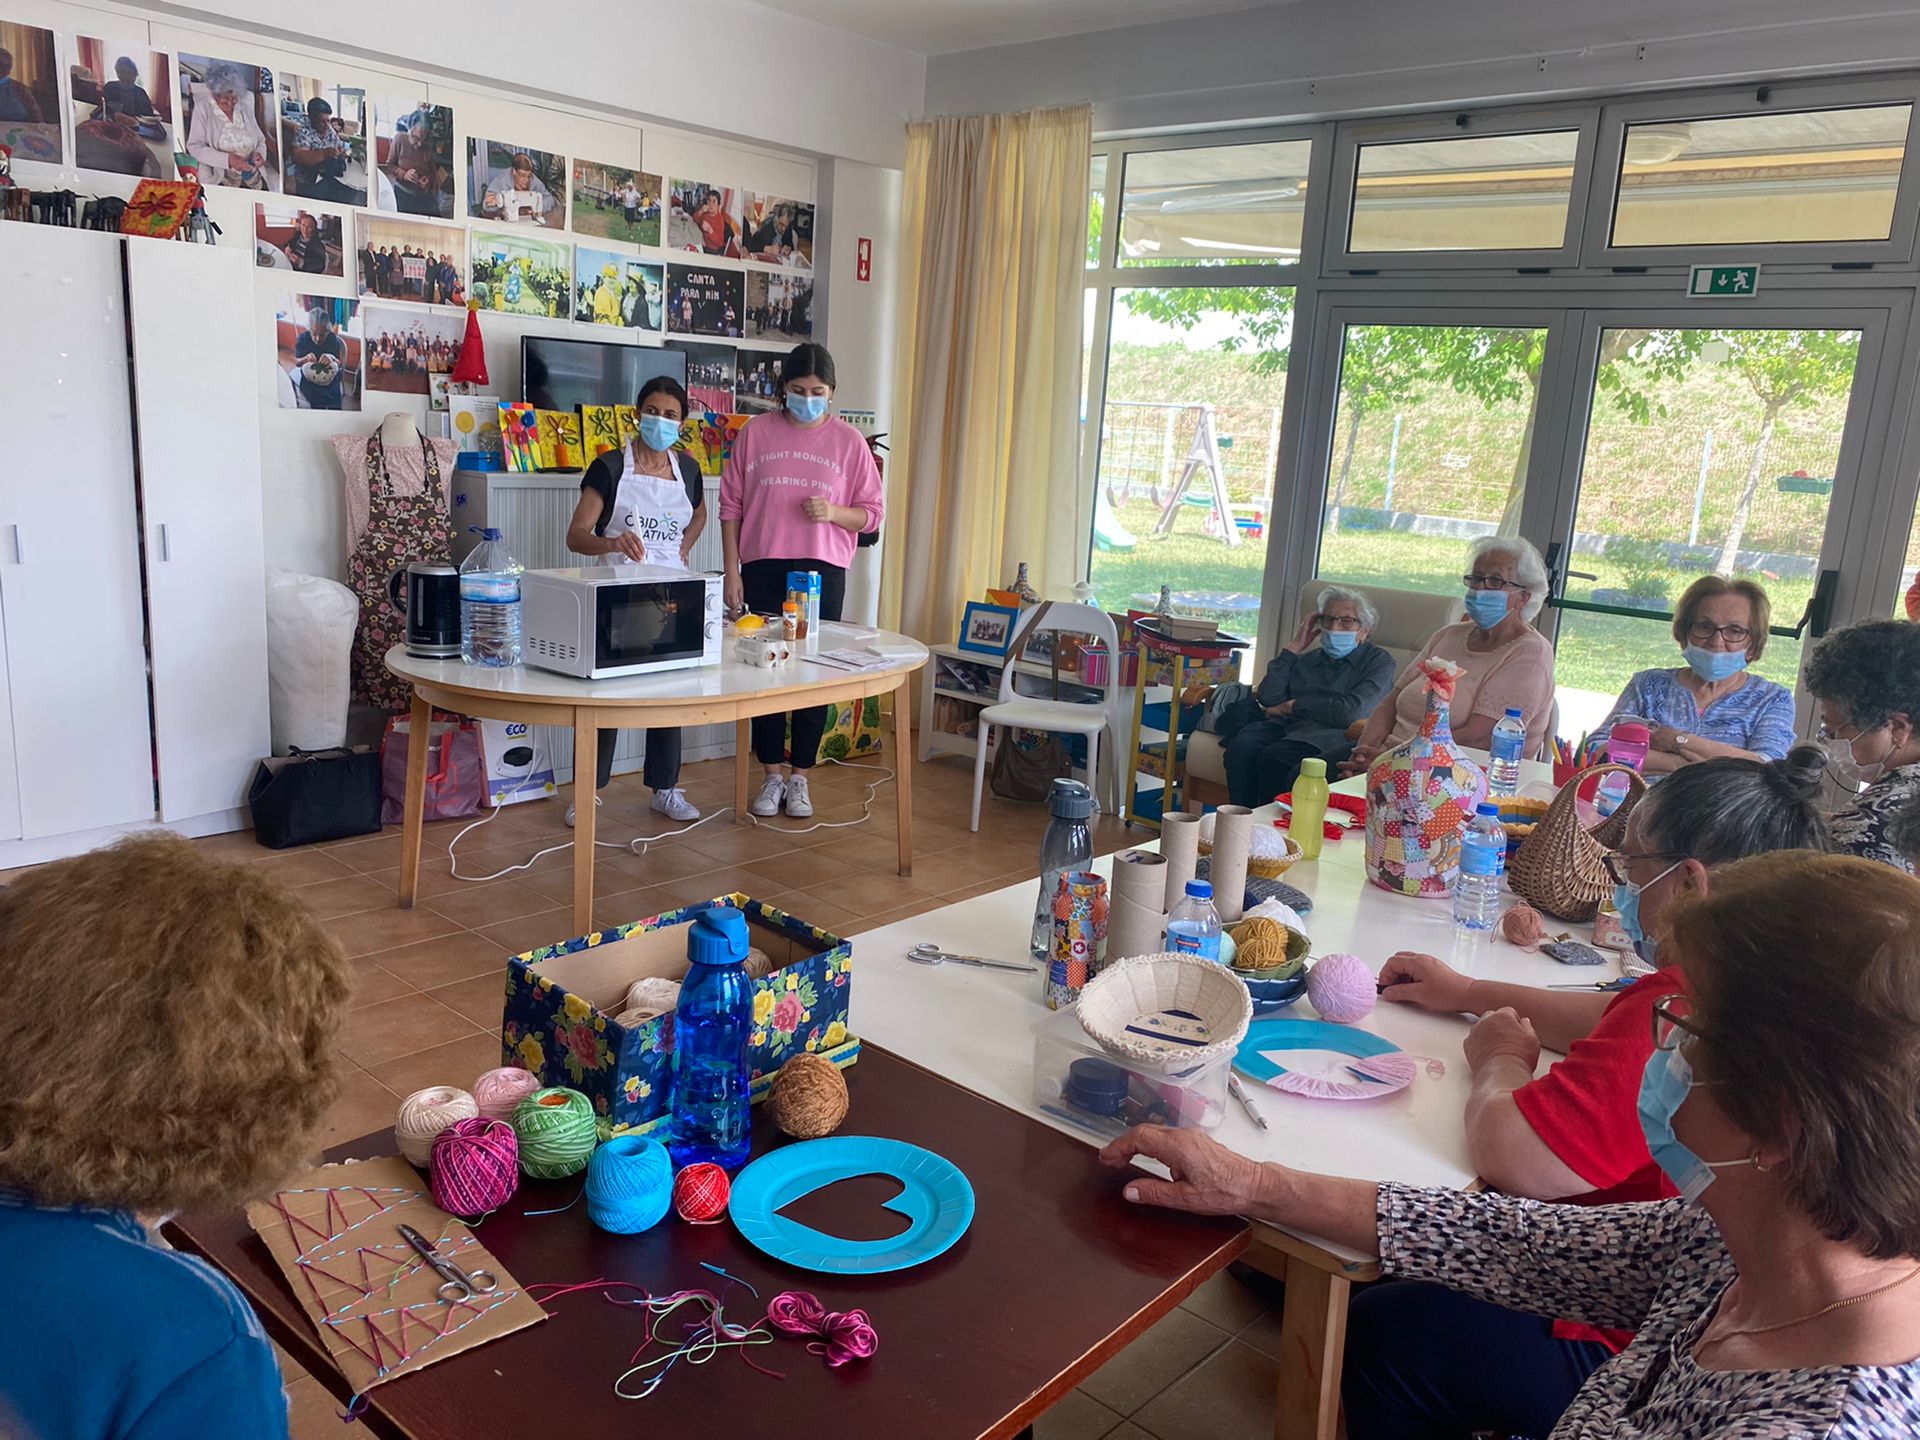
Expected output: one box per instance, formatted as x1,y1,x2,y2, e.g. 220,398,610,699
0,227,269,866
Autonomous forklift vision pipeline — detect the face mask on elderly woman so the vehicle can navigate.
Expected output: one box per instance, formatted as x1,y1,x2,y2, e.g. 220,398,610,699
1637,1043,1760,1203
1463,589,1510,630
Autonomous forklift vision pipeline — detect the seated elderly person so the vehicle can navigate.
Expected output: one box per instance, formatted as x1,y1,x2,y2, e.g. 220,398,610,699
1806,617,1920,874
1341,536,1556,776
1220,585,1394,806
1591,575,1795,774
0,835,350,1440
1106,853,1920,1435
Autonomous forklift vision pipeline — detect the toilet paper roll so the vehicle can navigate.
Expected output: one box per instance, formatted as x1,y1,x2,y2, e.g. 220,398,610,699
1212,806,1255,924
1109,849,1169,961
1161,812,1202,910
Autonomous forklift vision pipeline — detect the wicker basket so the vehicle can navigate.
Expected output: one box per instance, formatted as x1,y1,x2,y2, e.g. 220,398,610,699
1507,764,1647,922
1198,833,1304,880
1076,952,1253,1073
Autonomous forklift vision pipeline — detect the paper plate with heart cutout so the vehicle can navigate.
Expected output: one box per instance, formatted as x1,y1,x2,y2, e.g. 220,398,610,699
729,1136,975,1274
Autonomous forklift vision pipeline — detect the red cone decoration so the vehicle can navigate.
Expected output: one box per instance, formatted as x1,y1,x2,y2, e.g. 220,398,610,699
450,308,490,387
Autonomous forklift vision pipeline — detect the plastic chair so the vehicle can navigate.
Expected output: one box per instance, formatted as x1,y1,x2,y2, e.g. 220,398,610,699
970,603,1123,832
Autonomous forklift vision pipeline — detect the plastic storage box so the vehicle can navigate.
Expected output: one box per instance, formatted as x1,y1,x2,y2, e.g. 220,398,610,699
1029,1004,1229,1140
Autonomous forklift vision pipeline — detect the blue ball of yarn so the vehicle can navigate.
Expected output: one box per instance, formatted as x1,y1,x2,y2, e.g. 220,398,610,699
584,1135,674,1234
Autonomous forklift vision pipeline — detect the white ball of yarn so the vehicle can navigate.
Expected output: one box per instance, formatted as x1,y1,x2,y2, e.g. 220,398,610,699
395,1085,478,1168
1243,897,1309,936
622,976,683,1015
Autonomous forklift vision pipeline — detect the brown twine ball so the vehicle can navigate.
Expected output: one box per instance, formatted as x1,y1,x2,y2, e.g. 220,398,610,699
1231,917,1309,975
1501,902,1546,948
768,1052,850,1139
742,947,775,980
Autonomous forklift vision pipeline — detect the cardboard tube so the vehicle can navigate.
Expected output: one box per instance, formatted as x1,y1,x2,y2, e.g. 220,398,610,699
1110,849,1168,962
1212,806,1254,924
1161,811,1202,910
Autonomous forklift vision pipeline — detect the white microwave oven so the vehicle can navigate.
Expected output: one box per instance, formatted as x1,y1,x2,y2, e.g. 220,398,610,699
520,566,723,679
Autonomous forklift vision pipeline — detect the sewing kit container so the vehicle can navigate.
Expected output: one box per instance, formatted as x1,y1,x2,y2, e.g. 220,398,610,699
1046,870,1109,1010
1029,1006,1229,1139
502,895,856,1138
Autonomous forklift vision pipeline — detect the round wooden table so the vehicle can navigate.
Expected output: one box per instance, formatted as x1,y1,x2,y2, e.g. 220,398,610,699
385,627,929,933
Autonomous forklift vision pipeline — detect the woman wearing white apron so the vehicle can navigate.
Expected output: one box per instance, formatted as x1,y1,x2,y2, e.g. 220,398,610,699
564,376,706,825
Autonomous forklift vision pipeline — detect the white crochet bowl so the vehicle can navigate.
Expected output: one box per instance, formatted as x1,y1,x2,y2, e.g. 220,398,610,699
1076,952,1254,1073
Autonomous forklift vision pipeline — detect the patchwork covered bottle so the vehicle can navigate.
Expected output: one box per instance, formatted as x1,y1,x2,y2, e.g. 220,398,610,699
1364,658,1489,898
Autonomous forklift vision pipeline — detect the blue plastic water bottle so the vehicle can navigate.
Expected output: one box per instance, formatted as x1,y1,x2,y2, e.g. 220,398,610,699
1166,880,1224,961
1489,708,1526,796
668,907,754,1170
1453,803,1506,933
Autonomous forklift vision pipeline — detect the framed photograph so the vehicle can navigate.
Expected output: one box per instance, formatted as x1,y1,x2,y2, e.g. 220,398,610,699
958,601,1020,658
572,160,661,245
69,37,173,177
467,138,567,229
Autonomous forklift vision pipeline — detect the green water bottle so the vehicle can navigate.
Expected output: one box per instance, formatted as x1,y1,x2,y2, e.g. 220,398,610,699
1290,757,1331,861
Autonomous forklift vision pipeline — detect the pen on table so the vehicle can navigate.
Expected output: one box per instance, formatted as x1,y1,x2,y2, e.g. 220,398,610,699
1226,1073,1268,1130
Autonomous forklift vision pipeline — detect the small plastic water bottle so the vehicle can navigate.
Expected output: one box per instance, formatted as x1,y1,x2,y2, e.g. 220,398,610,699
668,907,754,1170
1031,778,1095,958
1597,722,1650,818
1453,803,1506,933
459,526,523,667
1489,708,1527,797
1166,880,1224,962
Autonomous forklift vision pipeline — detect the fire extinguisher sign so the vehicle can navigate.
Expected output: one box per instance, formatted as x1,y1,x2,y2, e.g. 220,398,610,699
856,237,872,283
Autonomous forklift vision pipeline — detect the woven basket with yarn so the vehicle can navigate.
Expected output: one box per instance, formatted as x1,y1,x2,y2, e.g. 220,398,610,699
1197,832,1303,880
1076,952,1253,1072
1508,763,1646,922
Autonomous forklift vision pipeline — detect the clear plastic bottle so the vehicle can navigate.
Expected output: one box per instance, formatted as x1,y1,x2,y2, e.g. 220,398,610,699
668,907,754,1170
1166,880,1224,961
1489,707,1527,797
459,526,523,667
1453,802,1506,933
1031,778,1095,958
1289,757,1331,862
1597,721,1650,818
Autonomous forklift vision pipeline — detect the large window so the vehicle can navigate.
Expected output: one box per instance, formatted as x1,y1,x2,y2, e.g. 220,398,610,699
1349,131,1581,253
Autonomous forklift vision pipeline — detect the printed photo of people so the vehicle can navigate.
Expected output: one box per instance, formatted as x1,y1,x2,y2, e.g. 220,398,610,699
274,295,362,412
470,230,573,318
734,352,783,414
256,203,345,277
573,161,661,246
667,179,743,257
574,249,665,331
68,38,172,176
373,98,454,217
741,193,815,268
0,21,62,165
667,265,745,338
363,307,465,396
178,52,278,190
355,215,467,307
468,139,567,229
745,272,814,341
278,74,366,205
666,341,737,414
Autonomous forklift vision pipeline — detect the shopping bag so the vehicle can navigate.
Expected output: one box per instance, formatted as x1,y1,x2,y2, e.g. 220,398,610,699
380,717,486,825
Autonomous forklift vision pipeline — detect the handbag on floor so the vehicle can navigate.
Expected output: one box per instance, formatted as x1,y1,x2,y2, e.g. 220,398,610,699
379,716,486,825
247,746,383,849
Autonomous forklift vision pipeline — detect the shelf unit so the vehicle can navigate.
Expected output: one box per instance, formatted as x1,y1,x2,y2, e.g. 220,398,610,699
1123,633,1246,831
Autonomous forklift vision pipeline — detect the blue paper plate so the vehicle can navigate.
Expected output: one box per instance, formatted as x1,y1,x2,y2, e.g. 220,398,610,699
729,1136,975,1275
1233,1017,1402,1085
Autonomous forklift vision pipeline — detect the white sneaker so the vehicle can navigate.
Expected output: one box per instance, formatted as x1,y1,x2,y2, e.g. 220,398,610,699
750,775,787,817
651,787,700,822
563,795,601,828
784,773,814,818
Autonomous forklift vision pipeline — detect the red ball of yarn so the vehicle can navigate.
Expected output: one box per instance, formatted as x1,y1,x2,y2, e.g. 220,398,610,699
430,1117,520,1217
672,1162,731,1224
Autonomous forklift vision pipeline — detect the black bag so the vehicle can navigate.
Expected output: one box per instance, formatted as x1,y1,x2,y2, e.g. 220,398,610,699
990,730,1074,802
247,746,383,849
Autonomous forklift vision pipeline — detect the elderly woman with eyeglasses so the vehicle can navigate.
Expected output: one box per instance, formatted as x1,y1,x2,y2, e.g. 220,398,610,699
1342,536,1557,776
1806,617,1920,874
1591,576,1796,775
1106,852,1920,1436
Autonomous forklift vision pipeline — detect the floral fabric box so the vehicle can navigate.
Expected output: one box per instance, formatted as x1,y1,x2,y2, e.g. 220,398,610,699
501,893,855,1138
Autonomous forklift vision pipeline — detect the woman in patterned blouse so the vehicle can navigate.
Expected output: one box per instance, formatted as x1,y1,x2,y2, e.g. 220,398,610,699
1105,853,1920,1436
1807,619,1920,875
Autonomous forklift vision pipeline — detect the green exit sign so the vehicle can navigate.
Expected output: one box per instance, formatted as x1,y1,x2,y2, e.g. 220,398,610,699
1687,264,1762,298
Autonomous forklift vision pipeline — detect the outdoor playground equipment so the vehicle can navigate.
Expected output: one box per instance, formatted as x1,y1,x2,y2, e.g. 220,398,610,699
1150,403,1240,548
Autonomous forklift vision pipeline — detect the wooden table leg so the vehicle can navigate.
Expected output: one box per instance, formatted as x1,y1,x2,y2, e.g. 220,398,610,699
572,714,598,934
397,691,432,908
734,718,752,822
1274,1260,1350,1440
892,681,914,875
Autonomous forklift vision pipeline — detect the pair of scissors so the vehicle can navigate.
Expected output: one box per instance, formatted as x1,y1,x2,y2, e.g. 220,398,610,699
397,1224,499,1304
905,942,1037,973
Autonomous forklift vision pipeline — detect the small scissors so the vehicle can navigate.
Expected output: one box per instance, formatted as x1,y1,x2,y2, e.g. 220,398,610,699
906,942,1037,973
397,1224,499,1304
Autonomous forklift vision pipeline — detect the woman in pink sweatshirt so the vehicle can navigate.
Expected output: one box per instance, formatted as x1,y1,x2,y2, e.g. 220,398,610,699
720,343,886,819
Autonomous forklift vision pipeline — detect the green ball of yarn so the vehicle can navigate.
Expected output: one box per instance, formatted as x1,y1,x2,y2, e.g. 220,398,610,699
511,1086,599,1179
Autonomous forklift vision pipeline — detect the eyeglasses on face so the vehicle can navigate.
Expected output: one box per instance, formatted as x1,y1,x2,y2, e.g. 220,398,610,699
1651,993,1705,1052
1602,850,1690,885
1687,620,1752,645
1316,613,1365,631
1462,573,1522,591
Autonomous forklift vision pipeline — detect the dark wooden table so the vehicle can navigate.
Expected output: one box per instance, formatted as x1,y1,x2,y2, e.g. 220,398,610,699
169,1046,1247,1440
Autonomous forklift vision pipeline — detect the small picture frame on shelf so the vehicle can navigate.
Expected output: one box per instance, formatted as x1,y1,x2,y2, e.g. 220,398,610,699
957,601,1020,658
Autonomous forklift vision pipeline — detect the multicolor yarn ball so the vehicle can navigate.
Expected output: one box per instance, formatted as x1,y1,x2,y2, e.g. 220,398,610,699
394,1085,478,1168
1307,952,1376,1024
429,1117,520,1217
672,1162,732,1224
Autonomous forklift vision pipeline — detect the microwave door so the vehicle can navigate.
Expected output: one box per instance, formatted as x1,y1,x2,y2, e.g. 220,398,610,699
595,583,706,671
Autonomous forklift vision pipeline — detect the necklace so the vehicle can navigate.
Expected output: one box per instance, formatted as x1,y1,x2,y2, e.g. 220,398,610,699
1701,1264,1920,1347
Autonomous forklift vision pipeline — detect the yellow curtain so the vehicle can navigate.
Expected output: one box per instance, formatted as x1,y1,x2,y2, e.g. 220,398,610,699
881,104,1092,649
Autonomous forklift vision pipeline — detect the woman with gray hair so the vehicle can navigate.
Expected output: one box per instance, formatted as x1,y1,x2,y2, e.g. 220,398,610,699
1342,534,1556,775
1221,585,1394,805
185,60,269,189
1806,618,1920,873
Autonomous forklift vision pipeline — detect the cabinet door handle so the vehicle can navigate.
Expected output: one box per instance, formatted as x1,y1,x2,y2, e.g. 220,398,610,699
158,523,171,562
9,525,19,565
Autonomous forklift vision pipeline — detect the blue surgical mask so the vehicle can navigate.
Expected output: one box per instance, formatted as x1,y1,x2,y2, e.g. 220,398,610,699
786,393,830,424
1322,631,1359,659
1637,1044,1756,1203
1463,589,1510,630
638,414,681,451
1684,645,1749,683
1612,859,1682,967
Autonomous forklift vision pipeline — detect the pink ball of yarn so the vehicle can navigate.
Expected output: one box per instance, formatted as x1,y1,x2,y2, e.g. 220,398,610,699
430,1117,520,1217
472,1066,543,1122
1307,952,1376,1024
1501,903,1546,948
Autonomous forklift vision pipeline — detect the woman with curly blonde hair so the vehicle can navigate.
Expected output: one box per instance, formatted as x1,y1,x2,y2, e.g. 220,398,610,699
0,834,351,1440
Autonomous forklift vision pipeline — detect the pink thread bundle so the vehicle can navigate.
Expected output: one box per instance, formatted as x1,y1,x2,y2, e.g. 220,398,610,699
429,1117,520,1217
472,1066,543,1122
766,1291,879,1368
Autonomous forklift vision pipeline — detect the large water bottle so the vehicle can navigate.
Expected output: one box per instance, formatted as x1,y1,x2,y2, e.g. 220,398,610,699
668,907,754,1170
1489,707,1527,797
1289,756,1331,861
459,526,523,667
1453,802,1506,933
1031,778,1095,957
1166,880,1224,961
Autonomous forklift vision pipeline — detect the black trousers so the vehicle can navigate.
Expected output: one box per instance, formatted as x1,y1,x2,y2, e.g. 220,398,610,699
1222,722,1351,808
741,558,847,770
592,727,681,791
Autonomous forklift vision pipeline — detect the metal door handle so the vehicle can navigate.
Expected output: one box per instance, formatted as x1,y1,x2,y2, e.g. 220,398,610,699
158,523,170,562
1792,568,1838,640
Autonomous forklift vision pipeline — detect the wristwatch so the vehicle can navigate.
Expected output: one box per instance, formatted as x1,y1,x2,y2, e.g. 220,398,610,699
1675,732,1693,751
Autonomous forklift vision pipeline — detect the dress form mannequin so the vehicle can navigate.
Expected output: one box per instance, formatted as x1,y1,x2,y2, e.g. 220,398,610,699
380,411,416,453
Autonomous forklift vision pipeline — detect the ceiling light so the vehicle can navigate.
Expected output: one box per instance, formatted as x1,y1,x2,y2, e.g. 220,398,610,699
1624,123,1692,167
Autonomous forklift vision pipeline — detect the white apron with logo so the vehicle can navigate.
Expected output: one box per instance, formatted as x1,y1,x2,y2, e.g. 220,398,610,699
605,444,694,570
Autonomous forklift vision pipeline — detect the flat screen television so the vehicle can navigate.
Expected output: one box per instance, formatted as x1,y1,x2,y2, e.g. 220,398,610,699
521,336,687,413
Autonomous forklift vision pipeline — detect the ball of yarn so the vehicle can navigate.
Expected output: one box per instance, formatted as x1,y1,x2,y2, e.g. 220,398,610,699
472,1066,542,1123
1231,917,1309,975
768,1053,850,1139
622,976,682,1016
673,1161,732,1224
1501,902,1546,948
429,1117,519,1216
742,947,775,981
1307,952,1376,1024
395,1085,478,1168
511,1087,600,1179
584,1135,673,1233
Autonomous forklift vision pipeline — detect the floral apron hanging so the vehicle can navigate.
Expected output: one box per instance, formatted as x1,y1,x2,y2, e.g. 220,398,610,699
348,430,451,712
